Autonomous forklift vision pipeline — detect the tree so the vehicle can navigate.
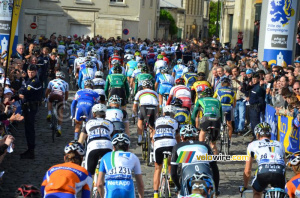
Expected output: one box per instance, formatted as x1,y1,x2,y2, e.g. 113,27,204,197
160,9,178,36
209,1,220,37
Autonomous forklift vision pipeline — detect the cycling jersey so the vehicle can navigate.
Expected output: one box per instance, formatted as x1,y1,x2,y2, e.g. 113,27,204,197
71,89,100,121
156,74,174,95
109,66,126,75
167,85,192,109
191,81,211,102
41,162,92,198
134,89,159,106
57,45,66,55
213,86,236,106
172,64,187,80
74,57,86,74
191,97,222,126
78,67,97,89
285,174,300,198
134,73,154,94
247,139,285,166
105,107,128,122
154,60,167,74
174,108,191,126
104,74,130,99
92,78,105,87
154,116,178,140
182,72,197,89
126,60,137,77
99,151,142,198
47,78,69,94
131,68,141,79
84,118,114,142
124,54,134,63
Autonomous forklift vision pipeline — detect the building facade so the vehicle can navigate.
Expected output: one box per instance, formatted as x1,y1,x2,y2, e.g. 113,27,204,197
159,0,209,40
19,0,159,40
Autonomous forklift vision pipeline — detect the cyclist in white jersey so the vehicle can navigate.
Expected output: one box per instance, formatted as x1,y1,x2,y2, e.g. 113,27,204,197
92,71,106,104
78,104,113,175
154,57,167,75
45,71,69,136
240,122,286,198
133,80,159,145
153,105,179,198
97,133,144,198
74,52,86,76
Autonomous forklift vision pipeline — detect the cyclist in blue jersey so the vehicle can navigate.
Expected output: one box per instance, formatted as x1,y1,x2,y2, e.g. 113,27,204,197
78,61,97,89
126,56,138,81
97,133,144,198
172,59,187,80
155,67,175,108
71,80,100,140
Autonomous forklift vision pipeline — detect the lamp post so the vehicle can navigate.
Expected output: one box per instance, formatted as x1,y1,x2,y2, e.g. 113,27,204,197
216,0,220,37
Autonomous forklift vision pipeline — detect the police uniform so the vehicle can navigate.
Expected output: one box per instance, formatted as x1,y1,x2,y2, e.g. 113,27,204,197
20,68,42,159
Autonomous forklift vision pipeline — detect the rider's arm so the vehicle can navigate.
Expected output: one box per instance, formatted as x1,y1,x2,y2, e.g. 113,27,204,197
243,156,253,188
155,82,159,92
104,76,110,98
170,146,181,190
191,100,199,126
134,77,138,94
78,71,82,89
135,174,144,198
81,182,92,198
124,77,130,99
97,172,105,198
45,88,51,99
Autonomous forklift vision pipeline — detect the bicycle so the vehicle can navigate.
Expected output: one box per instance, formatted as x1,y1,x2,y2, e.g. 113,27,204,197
49,100,59,143
204,126,215,147
141,110,153,166
91,158,101,198
219,112,229,155
240,187,287,198
159,151,172,198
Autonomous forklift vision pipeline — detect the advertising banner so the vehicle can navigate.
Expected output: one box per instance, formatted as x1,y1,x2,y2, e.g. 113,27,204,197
265,104,278,140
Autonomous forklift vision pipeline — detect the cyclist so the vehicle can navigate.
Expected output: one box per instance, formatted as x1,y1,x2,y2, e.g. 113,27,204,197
71,80,100,140
125,52,137,81
155,67,175,109
106,95,130,136
134,65,154,94
191,87,222,155
41,141,92,198
161,51,170,66
185,173,216,198
172,59,187,80
92,71,106,104
154,55,167,75
147,48,156,71
45,71,69,136
133,80,159,145
124,49,134,67
182,63,197,89
105,65,130,109
78,61,97,89
213,77,236,145
171,98,191,127
130,61,144,87
170,124,219,197
78,104,114,176
167,78,192,110
240,122,285,198
109,49,123,68
109,60,126,75
153,105,179,198
74,51,85,77
97,133,144,198
286,151,300,198
191,72,211,103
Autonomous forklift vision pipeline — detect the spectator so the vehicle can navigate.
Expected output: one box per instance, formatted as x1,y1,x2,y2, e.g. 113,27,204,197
280,76,293,92
286,67,294,77
294,67,300,79
264,73,274,104
0,135,15,164
296,33,300,58
293,81,300,101
11,44,25,61
289,75,296,88
272,66,282,78
215,67,226,90
271,78,285,107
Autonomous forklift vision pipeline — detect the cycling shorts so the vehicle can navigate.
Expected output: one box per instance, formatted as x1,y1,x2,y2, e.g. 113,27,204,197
105,180,135,198
75,102,93,121
154,139,176,164
45,192,75,198
138,105,157,127
109,88,126,106
126,69,134,77
85,140,112,175
178,97,192,110
222,106,233,121
68,59,75,68
158,84,172,95
200,117,221,142
49,90,64,108
252,164,285,192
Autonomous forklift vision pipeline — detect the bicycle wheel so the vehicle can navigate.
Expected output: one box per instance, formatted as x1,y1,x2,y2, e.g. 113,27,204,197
219,129,223,154
159,173,166,198
141,130,147,161
146,130,151,166
223,127,229,155
164,174,170,198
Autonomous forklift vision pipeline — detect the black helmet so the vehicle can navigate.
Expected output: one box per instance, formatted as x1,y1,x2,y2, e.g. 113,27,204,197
187,60,194,67
141,66,149,73
197,72,206,77
221,77,231,84
142,80,153,88
171,98,183,107
201,87,213,97
113,65,122,73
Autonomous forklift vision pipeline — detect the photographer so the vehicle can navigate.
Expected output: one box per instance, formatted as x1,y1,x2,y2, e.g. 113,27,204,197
271,77,285,107
38,47,50,97
264,74,274,105
25,43,35,60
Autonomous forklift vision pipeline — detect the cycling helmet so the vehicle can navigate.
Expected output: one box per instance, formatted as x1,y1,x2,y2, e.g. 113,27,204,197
163,105,177,115
92,104,107,114
221,77,231,84
142,80,153,88
85,56,92,61
125,49,131,54
188,65,195,72
86,61,94,68
264,188,288,198
64,140,85,155
78,52,84,57
157,54,164,60
254,122,271,136
137,61,146,68
111,59,120,65
112,133,130,146
95,71,104,78
197,72,206,77
287,151,300,167
160,66,168,73
177,59,183,64
136,56,142,62
180,124,198,137
187,60,194,67
201,87,213,97
109,95,122,105
141,66,149,73
84,79,94,87
175,78,185,85
113,65,122,73
134,51,141,56
55,71,65,79
171,98,183,108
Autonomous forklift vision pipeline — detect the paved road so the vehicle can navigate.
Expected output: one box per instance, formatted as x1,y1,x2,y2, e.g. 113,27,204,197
0,72,294,197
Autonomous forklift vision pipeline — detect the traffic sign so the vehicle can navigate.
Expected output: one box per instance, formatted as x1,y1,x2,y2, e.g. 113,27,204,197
30,23,37,29
123,29,129,35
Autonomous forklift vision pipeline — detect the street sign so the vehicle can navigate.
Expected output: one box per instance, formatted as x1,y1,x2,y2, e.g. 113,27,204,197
123,29,129,35
30,23,37,29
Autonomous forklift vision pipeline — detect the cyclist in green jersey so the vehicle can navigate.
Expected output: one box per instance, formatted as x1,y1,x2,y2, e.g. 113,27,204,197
191,87,222,155
105,65,130,109
134,66,154,94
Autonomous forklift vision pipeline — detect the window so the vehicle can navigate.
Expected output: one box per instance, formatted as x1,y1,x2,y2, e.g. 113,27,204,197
181,0,183,7
75,0,93,4
110,0,124,2
142,0,145,7
150,0,153,7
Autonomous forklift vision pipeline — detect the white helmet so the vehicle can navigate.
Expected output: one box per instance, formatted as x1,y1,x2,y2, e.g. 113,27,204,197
56,71,65,79
95,71,104,78
78,52,84,57
163,105,177,115
64,140,85,155
156,60,167,68
136,56,142,62
92,104,107,114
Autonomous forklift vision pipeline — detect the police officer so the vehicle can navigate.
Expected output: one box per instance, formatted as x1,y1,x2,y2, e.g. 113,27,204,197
242,73,265,140
19,65,42,159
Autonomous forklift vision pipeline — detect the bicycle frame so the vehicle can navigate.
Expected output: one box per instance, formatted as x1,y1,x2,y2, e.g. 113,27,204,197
159,152,172,198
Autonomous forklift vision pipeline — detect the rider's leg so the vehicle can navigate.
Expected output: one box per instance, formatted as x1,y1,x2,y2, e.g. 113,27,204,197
137,119,143,136
153,162,162,192
210,141,218,155
227,120,233,139
74,120,82,140
159,94,163,107
57,106,63,131
47,101,52,117
124,121,130,137
253,189,262,198
199,130,206,141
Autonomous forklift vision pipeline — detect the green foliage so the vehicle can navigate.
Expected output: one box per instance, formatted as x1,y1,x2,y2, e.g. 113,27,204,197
209,1,220,37
160,9,178,36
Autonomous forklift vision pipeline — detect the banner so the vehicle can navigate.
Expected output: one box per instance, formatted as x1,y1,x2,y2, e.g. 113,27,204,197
265,104,278,140
263,0,298,66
